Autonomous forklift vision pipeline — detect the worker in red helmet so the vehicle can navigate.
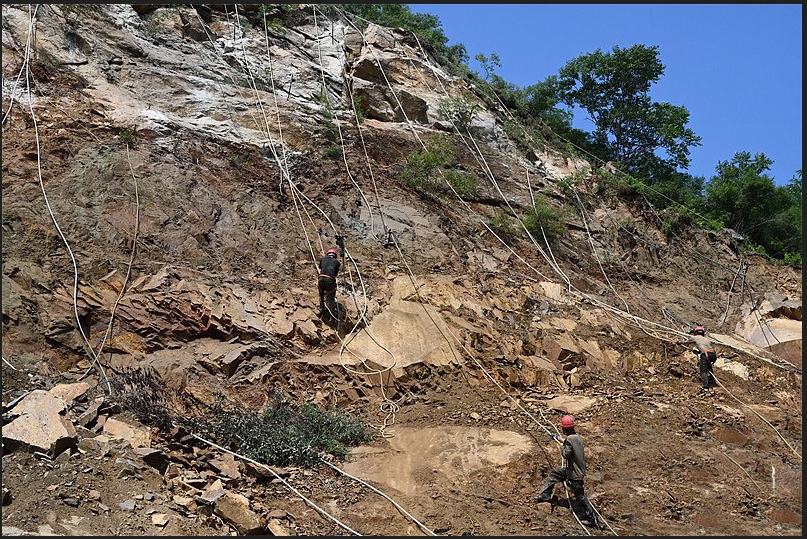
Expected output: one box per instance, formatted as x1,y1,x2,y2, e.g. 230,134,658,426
681,325,719,391
318,247,341,317
535,415,600,528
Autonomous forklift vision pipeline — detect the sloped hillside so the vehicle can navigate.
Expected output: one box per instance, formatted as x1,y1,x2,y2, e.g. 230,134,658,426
2,4,801,537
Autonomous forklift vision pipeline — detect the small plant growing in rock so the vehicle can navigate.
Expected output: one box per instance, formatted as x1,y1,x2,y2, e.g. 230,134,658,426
400,134,454,194
437,94,478,132
443,169,479,198
190,391,372,467
352,95,367,124
522,195,565,243
228,152,250,168
55,4,102,20
488,208,516,240
119,128,136,145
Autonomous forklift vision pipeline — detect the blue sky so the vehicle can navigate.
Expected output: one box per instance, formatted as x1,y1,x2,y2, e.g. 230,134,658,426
410,4,802,187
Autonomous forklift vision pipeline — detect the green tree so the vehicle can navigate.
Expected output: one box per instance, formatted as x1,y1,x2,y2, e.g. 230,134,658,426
475,52,501,82
338,4,467,67
522,76,575,134
785,170,802,210
645,171,705,209
473,52,526,115
772,170,802,263
704,152,800,261
556,44,701,181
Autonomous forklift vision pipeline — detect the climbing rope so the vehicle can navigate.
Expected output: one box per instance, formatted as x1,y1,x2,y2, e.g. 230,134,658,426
2,356,17,370
16,5,112,395
95,144,140,360
332,15,638,534
327,12,804,534
717,259,748,329
78,143,141,382
199,9,432,533
710,373,800,461
1,4,39,126
319,456,437,536
191,433,362,535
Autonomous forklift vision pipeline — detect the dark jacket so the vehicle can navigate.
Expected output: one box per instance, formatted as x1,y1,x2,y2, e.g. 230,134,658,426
319,255,340,279
562,432,586,481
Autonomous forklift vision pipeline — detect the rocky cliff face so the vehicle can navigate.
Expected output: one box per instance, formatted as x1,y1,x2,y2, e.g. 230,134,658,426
2,4,802,537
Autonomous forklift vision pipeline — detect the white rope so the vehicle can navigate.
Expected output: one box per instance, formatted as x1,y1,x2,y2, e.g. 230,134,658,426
92,143,140,361
1,4,38,126
711,374,801,461
320,457,437,536
311,8,405,440
196,10,426,530
21,6,112,395
190,433,362,535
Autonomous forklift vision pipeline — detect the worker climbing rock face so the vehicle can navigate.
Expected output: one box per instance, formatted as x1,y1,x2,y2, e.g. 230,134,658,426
686,325,719,390
535,415,601,528
318,247,341,318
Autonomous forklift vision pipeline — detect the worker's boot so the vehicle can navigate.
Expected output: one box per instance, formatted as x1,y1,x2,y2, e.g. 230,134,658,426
533,488,553,503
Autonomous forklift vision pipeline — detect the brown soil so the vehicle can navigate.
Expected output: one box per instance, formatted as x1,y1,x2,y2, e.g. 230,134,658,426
1,4,801,537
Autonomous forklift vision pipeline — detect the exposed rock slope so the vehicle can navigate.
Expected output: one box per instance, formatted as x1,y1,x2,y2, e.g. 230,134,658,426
2,4,801,536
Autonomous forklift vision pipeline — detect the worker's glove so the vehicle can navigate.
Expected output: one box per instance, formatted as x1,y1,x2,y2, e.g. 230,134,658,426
550,433,559,441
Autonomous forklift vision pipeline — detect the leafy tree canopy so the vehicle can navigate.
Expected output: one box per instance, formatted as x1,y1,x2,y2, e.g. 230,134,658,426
556,44,702,180
704,152,800,260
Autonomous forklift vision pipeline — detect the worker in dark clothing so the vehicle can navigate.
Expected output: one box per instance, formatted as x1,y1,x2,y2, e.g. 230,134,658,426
535,415,600,528
318,247,341,317
684,325,719,390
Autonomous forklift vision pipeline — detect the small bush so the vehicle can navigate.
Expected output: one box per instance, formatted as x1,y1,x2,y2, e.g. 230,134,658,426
661,208,693,239
444,169,479,198
56,4,102,18
352,95,367,123
317,90,339,144
400,134,454,194
119,128,136,145
228,152,250,168
323,145,342,160
189,392,372,467
557,169,588,198
437,94,478,132
522,196,565,242
783,252,802,266
488,208,516,240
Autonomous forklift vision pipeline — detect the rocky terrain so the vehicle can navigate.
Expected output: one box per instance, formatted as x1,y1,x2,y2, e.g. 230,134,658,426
1,4,802,536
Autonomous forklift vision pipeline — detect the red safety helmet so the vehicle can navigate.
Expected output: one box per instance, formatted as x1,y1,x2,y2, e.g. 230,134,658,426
692,326,705,336
560,415,575,429
326,248,339,258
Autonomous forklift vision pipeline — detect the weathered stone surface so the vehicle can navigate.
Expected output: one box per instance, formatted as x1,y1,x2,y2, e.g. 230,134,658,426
209,452,241,481
213,491,264,535
133,447,170,474
2,391,78,456
0,3,801,538
266,518,296,536
199,478,226,505
46,382,90,405
541,333,580,365
102,417,151,448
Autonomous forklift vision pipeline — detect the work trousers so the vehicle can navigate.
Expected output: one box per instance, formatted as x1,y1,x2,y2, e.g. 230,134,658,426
318,275,337,315
699,350,717,388
540,468,595,521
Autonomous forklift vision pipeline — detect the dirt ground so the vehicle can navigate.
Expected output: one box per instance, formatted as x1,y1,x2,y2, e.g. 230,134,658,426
2,334,802,536
1,4,802,537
